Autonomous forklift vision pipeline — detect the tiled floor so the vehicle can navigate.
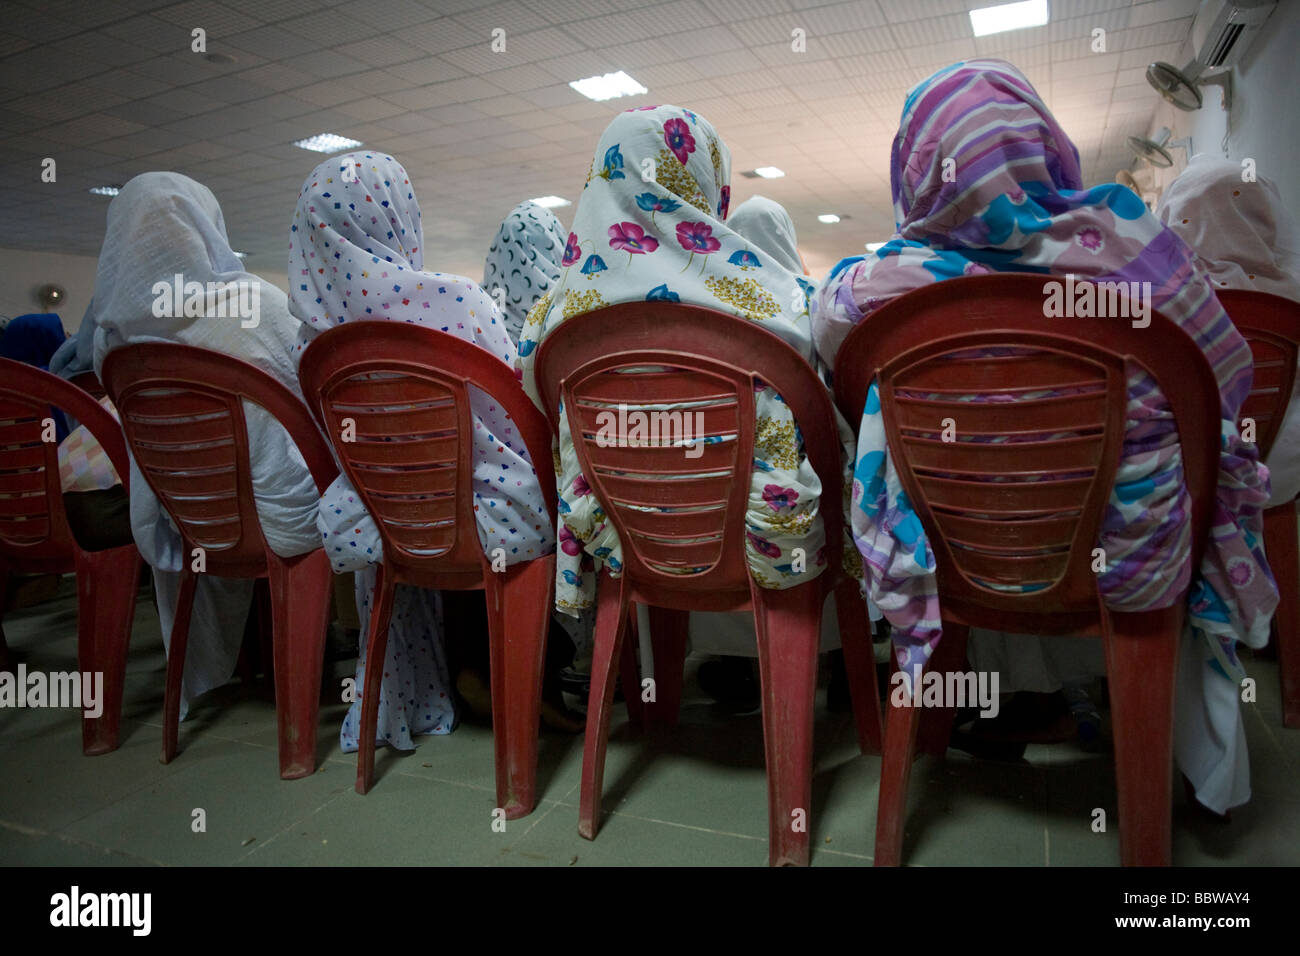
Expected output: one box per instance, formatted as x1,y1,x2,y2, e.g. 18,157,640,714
2,578,1297,866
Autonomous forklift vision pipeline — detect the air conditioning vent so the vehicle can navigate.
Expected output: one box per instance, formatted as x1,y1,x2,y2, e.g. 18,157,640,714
1206,22,1245,67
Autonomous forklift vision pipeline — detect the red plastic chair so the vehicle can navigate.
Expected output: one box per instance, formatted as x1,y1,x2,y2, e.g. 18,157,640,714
1217,288,1300,728
69,372,108,402
534,303,883,867
297,322,560,817
0,358,141,754
833,274,1221,866
100,344,338,779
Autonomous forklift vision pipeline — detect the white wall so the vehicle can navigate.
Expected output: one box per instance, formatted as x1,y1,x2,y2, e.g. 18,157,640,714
0,247,99,332
1143,0,1300,222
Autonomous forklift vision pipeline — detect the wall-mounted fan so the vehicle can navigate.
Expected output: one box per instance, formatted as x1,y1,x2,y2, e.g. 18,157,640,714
1144,0,1275,111
1126,127,1193,169
1146,61,1209,111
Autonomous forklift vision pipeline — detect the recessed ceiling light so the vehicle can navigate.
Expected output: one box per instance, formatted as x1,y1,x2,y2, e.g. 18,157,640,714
293,133,363,153
88,185,122,196
233,251,248,259
865,242,887,252
530,195,571,208
969,0,1049,38
753,167,785,179
568,71,648,102
817,214,841,224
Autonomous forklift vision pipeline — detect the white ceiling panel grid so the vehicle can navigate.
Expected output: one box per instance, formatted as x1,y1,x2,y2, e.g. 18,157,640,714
0,0,1200,275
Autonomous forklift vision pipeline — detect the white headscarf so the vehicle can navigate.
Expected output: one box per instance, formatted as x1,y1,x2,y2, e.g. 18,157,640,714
1157,156,1300,301
288,150,553,563
288,151,511,366
727,195,805,275
482,200,567,344
89,172,300,395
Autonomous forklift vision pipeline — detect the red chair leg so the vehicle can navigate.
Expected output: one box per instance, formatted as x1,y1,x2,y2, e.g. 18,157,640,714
267,549,332,780
75,545,140,755
1264,500,1300,728
578,571,630,841
488,555,554,820
875,653,921,867
161,568,198,765
1103,606,1179,866
646,606,689,728
483,574,509,812
834,578,883,755
355,565,397,794
915,623,969,757
752,580,822,867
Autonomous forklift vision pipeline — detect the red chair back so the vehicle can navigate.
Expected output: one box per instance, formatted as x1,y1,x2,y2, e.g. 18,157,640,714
100,344,338,576
297,322,557,588
0,358,131,570
832,274,1220,629
1218,289,1300,730
1216,289,1300,459
533,303,844,607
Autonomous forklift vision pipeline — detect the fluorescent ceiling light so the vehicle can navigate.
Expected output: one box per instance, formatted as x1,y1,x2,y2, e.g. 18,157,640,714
865,242,887,252
568,71,647,102
753,166,785,179
817,214,841,224
969,0,1048,37
233,251,248,259
293,133,363,153
88,185,121,196
531,195,571,208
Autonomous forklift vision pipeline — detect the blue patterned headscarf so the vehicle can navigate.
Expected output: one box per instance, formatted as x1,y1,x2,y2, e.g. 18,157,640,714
482,200,566,344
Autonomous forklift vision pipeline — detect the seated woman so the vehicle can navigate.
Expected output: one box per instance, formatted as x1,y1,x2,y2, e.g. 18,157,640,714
89,172,322,721
482,200,567,345
288,151,555,752
811,59,1275,814
1159,156,1300,507
2,312,71,442
685,194,869,705
480,200,591,716
518,105,856,651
